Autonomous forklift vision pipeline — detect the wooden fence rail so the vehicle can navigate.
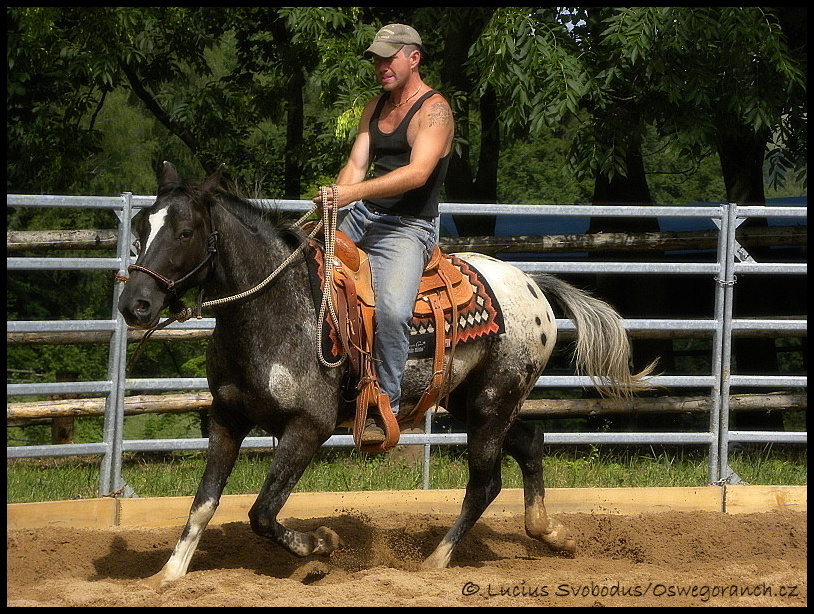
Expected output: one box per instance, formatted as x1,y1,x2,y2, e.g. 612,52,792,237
7,391,806,425
7,225,806,254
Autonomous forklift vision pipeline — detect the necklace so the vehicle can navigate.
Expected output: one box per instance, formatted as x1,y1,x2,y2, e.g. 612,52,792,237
388,84,423,109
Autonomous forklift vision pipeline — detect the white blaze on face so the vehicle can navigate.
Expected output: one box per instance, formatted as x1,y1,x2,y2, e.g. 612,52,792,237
144,207,169,252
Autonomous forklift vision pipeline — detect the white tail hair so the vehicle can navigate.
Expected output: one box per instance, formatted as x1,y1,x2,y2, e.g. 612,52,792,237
532,274,658,398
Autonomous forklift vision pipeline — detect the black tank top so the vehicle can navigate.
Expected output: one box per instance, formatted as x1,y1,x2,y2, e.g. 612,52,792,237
365,89,450,218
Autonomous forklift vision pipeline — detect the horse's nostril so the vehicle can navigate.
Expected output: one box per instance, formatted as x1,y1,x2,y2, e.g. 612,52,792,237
134,300,150,315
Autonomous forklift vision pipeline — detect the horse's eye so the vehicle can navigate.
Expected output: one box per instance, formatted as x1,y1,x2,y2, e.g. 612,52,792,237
179,229,193,240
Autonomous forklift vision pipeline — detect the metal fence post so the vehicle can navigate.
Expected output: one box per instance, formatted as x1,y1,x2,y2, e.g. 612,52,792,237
714,203,739,483
98,192,136,497
707,204,727,483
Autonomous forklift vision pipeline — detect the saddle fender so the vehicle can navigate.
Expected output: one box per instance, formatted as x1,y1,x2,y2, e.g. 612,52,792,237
319,231,474,452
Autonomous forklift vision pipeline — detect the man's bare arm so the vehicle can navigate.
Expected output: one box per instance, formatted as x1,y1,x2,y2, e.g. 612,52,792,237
325,94,453,207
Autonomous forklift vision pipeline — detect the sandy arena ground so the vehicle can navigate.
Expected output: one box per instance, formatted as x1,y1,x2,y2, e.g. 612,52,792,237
7,508,806,607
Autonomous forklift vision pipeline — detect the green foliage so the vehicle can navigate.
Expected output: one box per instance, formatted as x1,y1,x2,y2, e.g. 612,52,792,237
498,131,593,205
124,411,204,441
6,343,110,385
594,7,806,184
497,120,728,205
7,7,806,197
8,8,107,194
7,417,105,449
469,8,586,138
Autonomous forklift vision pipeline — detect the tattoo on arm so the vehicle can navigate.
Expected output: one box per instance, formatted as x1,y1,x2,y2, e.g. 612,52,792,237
427,102,452,128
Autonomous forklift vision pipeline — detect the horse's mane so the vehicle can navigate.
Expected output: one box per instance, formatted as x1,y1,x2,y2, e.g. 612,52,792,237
154,179,306,249
212,187,306,248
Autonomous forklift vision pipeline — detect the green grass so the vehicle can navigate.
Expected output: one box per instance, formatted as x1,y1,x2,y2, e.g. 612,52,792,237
6,444,806,504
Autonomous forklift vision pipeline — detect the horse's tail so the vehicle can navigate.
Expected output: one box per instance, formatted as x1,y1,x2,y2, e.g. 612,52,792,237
532,273,658,398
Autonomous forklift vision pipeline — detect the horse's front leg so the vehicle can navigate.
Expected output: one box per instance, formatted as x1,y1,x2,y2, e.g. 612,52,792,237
144,412,249,589
248,419,340,557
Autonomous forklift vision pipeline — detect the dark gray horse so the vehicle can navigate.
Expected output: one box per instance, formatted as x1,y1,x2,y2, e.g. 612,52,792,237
118,162,654,587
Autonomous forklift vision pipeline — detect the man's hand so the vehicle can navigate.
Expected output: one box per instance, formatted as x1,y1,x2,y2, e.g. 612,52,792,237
312,184,353,209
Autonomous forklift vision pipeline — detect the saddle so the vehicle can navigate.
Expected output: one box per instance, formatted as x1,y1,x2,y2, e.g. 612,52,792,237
313,229,473,453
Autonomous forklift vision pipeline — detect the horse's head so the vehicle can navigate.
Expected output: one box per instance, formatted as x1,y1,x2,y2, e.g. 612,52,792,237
118,161,222,328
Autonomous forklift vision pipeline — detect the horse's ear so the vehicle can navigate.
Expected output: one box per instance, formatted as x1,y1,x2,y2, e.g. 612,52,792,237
159,161,180,187
200,163,225,195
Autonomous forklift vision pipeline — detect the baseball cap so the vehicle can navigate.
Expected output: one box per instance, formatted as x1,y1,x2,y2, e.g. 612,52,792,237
364,24,422,58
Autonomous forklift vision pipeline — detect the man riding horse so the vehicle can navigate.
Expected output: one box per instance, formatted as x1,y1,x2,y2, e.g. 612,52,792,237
118,22,654,588
313,24,454,444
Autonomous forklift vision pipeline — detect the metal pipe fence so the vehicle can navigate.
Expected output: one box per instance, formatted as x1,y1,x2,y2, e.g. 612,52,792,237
7,194,807,495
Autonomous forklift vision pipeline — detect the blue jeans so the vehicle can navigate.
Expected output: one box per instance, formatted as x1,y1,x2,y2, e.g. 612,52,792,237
338,201,437,413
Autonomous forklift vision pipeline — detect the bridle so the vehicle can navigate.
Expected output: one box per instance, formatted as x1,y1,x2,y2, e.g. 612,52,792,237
128,230,219,298
121,189,341,370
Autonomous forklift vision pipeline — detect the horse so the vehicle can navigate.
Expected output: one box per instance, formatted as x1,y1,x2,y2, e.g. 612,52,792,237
118,161,655,587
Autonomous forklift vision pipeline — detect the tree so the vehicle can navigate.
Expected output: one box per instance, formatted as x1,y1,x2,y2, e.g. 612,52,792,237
8,8,112,194
576,7,807,431
226,7,380,198
420,7,587,235
430,7,501,236
597,6,806,203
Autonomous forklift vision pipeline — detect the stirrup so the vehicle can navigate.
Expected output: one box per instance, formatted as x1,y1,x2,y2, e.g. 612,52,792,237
359,417,386,446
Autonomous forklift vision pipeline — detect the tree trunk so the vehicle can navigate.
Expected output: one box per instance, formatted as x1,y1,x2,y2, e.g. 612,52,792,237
453,85,500,237
589,143,659,233
439,8,499,237
717,130,767,206
284,69,305,199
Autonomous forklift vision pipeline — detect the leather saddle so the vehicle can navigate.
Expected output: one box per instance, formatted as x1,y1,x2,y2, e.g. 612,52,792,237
313,229,473,452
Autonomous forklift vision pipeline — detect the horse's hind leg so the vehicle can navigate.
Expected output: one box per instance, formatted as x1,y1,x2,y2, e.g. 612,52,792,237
503,420,576,554
145,413,250,588
421,407,507,569
248,423,340,557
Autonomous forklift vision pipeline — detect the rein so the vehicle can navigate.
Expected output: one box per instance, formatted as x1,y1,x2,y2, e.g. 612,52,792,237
124,188,344,370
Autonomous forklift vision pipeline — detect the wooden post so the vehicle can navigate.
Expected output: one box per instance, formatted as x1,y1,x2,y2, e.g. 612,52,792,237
49,371,78,444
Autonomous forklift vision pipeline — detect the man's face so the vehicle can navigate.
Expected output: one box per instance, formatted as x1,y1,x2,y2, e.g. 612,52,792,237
372,47,417,91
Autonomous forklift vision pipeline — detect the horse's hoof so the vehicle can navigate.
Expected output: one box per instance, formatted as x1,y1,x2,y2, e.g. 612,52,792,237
141,572,169,590
556,537,578,557
311,526,341,555
420,543,453,569
526,520,578,557
542,531,577,556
